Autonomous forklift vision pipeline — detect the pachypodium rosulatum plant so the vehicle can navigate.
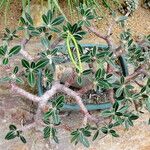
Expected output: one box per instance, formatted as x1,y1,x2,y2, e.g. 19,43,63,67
0,4,150,148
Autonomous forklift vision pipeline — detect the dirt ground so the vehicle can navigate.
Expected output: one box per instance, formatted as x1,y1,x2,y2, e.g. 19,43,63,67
0,1,150,150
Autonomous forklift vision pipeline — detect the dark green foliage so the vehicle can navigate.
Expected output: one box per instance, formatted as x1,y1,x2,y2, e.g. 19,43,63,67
1,6,150,148
5,125,26,143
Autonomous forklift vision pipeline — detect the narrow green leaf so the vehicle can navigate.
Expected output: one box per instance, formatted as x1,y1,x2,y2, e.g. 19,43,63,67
113,102,119,112
35,59,49,70
79,134,90,148
16,78,24,84
5,131,16,140
92,130,99,141
21,59,30,68
116,87,123,97
0,48,5,56
51,16,64,26
77,76,82,85
129,114,139,120
44,110,53,120
25,12,33,25
55,95,65,109
9,45,21,56
47,10,53,23
13,66,19,74
20,136,27,143
28,72,35,87
82,69,92,75
110,130,119,137
3,58,9,65
42,14,48,25
43,126,51,138
9,125,17,131
52,110,60,125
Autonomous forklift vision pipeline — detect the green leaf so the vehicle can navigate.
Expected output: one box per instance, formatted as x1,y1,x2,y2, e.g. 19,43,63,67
116,87,123,97
81,55,90,62
0,77,11,82
54,95,65,109
41,37,50,49
0,48,5,55
113,102,119,112
9,45,21,56
9,125,17,131
16,78,24,84
128,39,133,47
52,110,60,125
50,27,60,33
51,16,64,26
115,112,123,116
91,46,97,56
47,10,52,23
44,110,53,120
22,59,30,68
20,17,26,24
129,114,139,120
101,110,113,117
43,126,51,138
20,136,27,143
5,131,16,140
79,134,90,148
28,72,35,87
3,58,9,65
30,31,40,36
13,66,19,74
95,68,103,79
42,14,48,25
96,51,110,58
109,130,119,137
73,34,82,40
127,119,133,127
35,59,49,70
77,76,82,85
101,127,108,134
31,62,36,69
71,132,79,143
92,130,99,141
118,105,128,113
25,12,33,25
140,86,146,93
120,76,125,84
98,80,111,89
82,69,92,75
53,136,59,143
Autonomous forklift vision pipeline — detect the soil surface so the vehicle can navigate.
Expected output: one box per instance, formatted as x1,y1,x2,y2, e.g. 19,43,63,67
0,1,150,150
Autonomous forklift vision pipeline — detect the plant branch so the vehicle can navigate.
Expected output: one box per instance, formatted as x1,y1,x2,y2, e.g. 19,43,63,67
18,122,36,132
20,38,34,61
11,83,40,103
125,65,148,82
86,26,112,49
